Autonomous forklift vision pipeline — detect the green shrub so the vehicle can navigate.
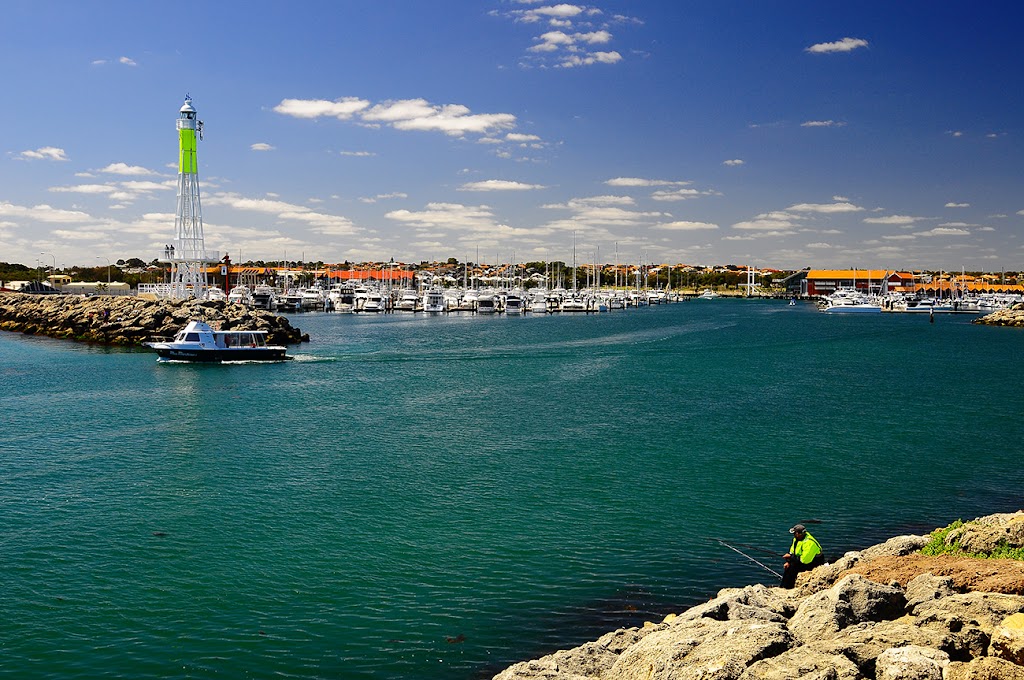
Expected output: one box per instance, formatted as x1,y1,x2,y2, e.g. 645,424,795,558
919,519,1024,560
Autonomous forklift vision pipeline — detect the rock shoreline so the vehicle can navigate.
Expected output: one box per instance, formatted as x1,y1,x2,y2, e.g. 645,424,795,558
0,292,308,346
972,304,1024,328
494,511,1024,680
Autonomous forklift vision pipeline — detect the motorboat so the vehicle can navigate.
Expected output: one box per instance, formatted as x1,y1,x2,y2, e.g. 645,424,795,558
228,285,253,307
146,320,289,362
252,285,278,311
476,294,498,314
422,286,445,313
206,287,227,302
504,293,524,315
397,288,420,312
698,289,719,300
819,288,881,313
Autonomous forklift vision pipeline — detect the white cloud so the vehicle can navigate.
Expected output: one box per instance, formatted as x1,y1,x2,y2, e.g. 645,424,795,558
275,97,524,143
119,56,137,66
359,192,407,204
806,242,833,249
801,120,846,128
650,188,717,202
273,97,371,120
558,51,622,67
913,227,970,237
732,211,802,231
805,37,869,54
99,162,158,176
340,150,375,157
945,202,970,208
459,180,547,191
250,143,275,152
787,202,864,213
722,159,744,166
863,215,924,225
206,192,359,236
605,177,689,188
652,220,719,231
0,201,92,223
882,235,917,241
506,133,541,143
18,146,68,161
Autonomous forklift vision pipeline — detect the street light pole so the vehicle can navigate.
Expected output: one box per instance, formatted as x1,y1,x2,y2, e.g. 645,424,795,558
40,252,56,288
96,256,111,289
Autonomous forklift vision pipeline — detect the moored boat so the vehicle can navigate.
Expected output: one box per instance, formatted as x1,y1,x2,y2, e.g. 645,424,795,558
145,320,289,362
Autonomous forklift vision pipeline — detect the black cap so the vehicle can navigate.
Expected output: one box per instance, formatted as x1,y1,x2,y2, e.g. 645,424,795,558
789,524,806,534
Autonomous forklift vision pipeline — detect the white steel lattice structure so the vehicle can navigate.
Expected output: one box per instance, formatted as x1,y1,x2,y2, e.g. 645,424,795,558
167,96,219,299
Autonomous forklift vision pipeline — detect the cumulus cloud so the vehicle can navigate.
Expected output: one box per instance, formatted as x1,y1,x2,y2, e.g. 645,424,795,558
801,120,846,128
18,147,68,161
119,56,137,66
99,162,158,175
0,201,92,223
605,177,689,188
786,201,864,213
359,192,407,204
651,220,719,231
650,188,718,202
732,211,802,231
206,192,359,236
276,96,517,138
805,37,869,54
273,97,371,120
913,227,970,237
498,5,637,68
863,215,924,225
945,202,970,208
250,143,275,152
722,159,744,166
459,180,547,191
340,150,375,157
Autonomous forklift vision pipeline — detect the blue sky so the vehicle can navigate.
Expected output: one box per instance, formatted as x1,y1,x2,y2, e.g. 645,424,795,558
2,1,1022,271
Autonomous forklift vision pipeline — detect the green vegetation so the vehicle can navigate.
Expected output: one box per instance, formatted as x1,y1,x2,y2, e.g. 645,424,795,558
920,519,1024,560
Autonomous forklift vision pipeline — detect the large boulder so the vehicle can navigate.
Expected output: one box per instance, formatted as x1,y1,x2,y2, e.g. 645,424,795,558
493,626,652,680
990,612,1024,665
789,575,906,643
676,584,795,624
739,646,863,680
911,592,1024,658
874,645,948,680
946,656,1024,680
905,573,957,614
808,619,956,676
609,619,794,680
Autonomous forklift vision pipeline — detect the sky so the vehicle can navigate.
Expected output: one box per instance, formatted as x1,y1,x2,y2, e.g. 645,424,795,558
1,0,1023,271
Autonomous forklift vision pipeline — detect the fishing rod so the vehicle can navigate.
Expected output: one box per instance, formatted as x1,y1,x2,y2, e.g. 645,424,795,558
704,537,783,559
709,538,782,579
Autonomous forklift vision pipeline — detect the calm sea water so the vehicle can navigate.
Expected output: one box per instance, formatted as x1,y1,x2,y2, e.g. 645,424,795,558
2,300,1023,679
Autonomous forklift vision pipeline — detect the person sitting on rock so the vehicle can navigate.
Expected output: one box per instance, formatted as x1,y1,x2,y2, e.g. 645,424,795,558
781,523,823,589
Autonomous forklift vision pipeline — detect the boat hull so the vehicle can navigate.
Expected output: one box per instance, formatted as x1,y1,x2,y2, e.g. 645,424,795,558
150,346,289,362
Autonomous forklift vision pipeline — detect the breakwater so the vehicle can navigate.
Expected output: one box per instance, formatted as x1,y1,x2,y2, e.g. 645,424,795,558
972,304,1024,328
494,512,1024,680
0,292,307,346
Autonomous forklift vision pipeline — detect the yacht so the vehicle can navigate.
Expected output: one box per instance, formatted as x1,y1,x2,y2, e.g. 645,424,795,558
422,286,446,313
476,294,498,314
252,285,278,311
504,293,524,315
397,288,420,312
819,288,881,313
698,289,719,300
227,285,253,307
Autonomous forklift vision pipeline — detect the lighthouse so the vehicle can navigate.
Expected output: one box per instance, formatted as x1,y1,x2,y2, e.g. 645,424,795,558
168,95,218,299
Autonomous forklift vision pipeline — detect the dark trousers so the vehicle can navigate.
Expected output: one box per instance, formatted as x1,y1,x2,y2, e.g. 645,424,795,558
781,554,824,589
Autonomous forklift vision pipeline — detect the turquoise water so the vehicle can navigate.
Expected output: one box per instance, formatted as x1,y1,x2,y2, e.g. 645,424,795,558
2,300,1022,679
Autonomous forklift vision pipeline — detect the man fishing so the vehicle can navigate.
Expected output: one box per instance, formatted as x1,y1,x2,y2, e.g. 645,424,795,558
781,523,823,589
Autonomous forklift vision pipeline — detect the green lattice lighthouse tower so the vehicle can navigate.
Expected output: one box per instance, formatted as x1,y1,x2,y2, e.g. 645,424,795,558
169,95,218,298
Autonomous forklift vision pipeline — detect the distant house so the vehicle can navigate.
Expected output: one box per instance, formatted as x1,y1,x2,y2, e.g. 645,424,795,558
802,270,908,296
62,282,132,296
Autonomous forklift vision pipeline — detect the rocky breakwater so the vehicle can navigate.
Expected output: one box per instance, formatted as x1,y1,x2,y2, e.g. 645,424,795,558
0,292,308,346
495,511,1024,680
973,302,1024,328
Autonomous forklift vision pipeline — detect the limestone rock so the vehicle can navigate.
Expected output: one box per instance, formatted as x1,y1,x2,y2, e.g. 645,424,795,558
808,619,956,675
946,656,1024,680
739,646,863,679
905,573,957,613
861,535,931,560
676,584,795,624
610,619,794,680
873,645,948,680
788,575,906,643
990,612,1024,665
911,592,1024,658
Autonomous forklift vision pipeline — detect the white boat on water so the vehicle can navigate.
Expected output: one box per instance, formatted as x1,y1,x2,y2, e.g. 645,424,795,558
819,288,881,313
504,293,524,315
363,290,385,312
397,288,420,312
477,294,498,314
422,286,445,313
698,289,718,300
252,285,278,311
227,285,253,307
146,320,289,362
206,287,227,302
